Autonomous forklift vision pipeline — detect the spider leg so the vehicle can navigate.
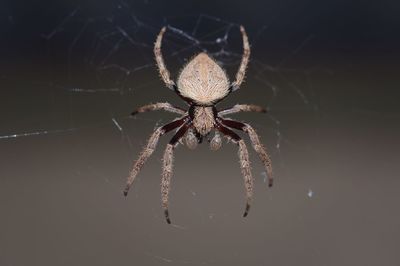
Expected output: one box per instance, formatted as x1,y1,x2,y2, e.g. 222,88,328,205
154,28,193,105
131,102,186,116
154,27,176,90
218,104,267,116
231,26,250,92
216,122,253,217
123,117,188,196
161,122,191,224
220,118,273,187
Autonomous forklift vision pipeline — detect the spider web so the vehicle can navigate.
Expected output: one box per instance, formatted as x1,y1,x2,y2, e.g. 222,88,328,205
3,2,400,265
0,3,331,265
1,11,321,140
0,1,326,196
1,4,324,197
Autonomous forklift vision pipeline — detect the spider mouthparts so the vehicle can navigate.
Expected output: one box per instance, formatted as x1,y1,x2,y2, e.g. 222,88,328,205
123,190,128,196
130,111,138,116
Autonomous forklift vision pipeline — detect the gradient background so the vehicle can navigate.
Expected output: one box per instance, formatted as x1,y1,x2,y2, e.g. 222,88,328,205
1,0,400,265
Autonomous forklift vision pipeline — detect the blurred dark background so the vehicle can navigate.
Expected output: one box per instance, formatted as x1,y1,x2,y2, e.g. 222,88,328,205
1,0,399,265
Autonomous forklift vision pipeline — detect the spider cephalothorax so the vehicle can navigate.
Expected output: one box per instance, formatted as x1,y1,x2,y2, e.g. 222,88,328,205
123,26,273,224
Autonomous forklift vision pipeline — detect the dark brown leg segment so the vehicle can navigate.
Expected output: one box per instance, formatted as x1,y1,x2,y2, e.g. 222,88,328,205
220,118,273,187
161,122,191,224
123,117,188,196
216,123,254,217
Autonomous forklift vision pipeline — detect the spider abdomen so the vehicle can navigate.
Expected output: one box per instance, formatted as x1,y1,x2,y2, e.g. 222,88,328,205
177,53,230,105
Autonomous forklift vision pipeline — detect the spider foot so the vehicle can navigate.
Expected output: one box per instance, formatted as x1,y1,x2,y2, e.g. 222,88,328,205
164,209,171,224
243,203,251,217
123,187,129,196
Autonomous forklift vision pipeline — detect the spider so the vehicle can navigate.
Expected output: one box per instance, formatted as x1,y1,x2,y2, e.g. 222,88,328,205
123,26,273,224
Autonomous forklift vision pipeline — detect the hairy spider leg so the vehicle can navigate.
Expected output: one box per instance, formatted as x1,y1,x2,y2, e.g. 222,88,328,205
131,102,186,116
218,104,267,116
123,117,188,196
154,27,193,104
162,122,191,224
220,118,273,187
154,27,175,90
216,122,253,217
230,26,251,92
